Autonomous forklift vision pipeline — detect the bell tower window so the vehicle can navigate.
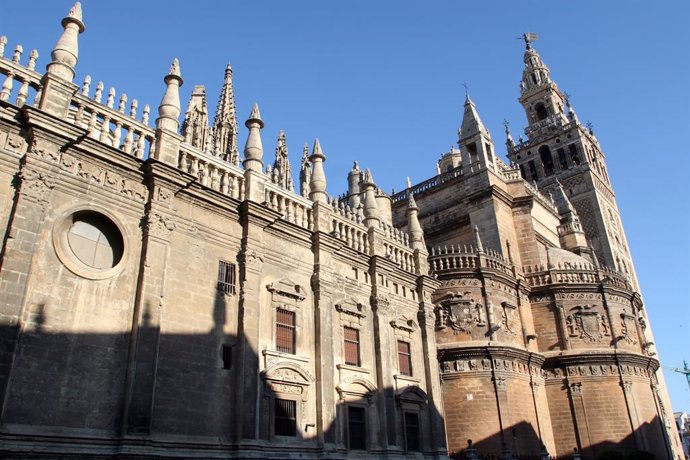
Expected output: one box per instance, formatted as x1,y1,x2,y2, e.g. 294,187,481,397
535,103,548,121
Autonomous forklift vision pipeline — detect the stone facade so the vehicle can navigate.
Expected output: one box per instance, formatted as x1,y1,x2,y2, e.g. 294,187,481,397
0,6,682,460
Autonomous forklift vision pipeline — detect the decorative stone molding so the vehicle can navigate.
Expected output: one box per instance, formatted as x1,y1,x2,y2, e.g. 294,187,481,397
146,212,176,238
261,361,314,402
29,137,60,162
395,385,427,406
390,316,417,333
267,278,306,302
336,377,377,403
493,376,507,392
20,168,56,202
61,153,147,203
334,298,366,319
568,382,583,395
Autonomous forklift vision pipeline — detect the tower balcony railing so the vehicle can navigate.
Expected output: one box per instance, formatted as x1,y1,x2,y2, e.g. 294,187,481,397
523,262,631,290
391,166,463,204
428,244,515,278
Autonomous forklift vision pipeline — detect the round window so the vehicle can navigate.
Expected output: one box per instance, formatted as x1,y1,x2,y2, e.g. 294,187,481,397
66,212,124,269
54,208,127,279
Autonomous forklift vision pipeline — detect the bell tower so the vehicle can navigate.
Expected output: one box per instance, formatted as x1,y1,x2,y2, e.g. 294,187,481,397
507,33,638,288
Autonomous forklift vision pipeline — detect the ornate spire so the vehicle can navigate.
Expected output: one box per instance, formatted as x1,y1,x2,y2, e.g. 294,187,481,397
242,103,264,172
459,94,490,142
213,64,240,165
47,2,85,81
157,58,183,132
181,85,209,149
272,130,293,191
299,143,311,198
308,139,327,203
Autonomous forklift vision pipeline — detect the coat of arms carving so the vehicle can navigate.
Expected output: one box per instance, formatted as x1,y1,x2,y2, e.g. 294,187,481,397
434,292,485,334
565,305,610,343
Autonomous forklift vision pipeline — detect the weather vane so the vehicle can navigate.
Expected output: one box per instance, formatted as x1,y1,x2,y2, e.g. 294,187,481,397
463,81,469,98
518,32,539,49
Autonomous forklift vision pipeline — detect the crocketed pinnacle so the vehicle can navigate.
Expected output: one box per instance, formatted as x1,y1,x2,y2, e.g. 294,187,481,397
213,63,239,164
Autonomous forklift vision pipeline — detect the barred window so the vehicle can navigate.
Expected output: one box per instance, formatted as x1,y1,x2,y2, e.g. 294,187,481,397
217,261,236,294
397,340,412,376
274,398,296,436
343,326,360,366
276,308,296,354
404,412,421,452
348,406,367,450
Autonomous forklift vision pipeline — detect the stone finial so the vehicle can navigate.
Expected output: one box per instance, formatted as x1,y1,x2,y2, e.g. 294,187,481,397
308,138,327,203
406,193,425,250
272,129,293,191
47,2,85,82
473,225,484,253
299,142,311,198
156,58,184,132
0,36,7,58
242,103,264,172
347,160,362,209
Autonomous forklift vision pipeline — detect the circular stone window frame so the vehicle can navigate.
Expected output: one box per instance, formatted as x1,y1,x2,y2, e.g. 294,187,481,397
52,204,130,280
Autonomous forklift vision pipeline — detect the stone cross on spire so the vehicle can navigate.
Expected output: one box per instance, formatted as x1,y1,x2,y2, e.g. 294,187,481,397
272,130,294,191
213,64,240,165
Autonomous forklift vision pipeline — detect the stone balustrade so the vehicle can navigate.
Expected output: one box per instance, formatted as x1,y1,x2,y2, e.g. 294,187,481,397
71,75,155,158
391,166,463,203
523,262,631,289
178,144,245,200
0,37,41,107
264,182,313,230
429,244,514,277
331,212,368,253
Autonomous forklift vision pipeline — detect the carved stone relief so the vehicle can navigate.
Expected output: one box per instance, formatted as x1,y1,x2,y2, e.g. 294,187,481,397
434,291,485,334
619,309,638,345
565,305,610,343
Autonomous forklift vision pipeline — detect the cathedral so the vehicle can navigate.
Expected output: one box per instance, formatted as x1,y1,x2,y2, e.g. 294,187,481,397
0,3,683,459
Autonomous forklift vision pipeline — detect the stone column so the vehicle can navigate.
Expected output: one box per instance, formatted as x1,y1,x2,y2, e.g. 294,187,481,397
121,163,179,435
234,201,277,440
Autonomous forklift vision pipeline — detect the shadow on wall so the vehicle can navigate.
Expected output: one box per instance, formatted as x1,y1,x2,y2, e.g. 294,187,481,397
0,289,446,458
449,419,669,460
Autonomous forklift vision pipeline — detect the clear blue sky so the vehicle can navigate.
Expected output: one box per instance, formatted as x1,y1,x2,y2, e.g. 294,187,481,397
2,1,688,411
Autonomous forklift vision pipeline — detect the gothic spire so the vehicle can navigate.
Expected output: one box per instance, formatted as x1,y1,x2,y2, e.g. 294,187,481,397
473,225,484,253
272,130,293,191
213,64,240,165
182,85,209,149
458,94,490,143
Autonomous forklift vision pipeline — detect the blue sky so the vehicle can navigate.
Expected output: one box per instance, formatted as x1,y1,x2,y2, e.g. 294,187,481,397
2,1,688,411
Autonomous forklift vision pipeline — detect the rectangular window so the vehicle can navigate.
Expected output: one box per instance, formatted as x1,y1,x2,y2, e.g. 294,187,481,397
276,308,296,354
404,412,421,452
569,144,580,165
343,326,360,366
348,406,367,450
222,344,232,370
398,340,412,376
217,260,236,294
274,398,296,436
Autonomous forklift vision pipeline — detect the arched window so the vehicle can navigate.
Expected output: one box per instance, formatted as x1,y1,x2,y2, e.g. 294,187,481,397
535,103,548,121
539,145,554,176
